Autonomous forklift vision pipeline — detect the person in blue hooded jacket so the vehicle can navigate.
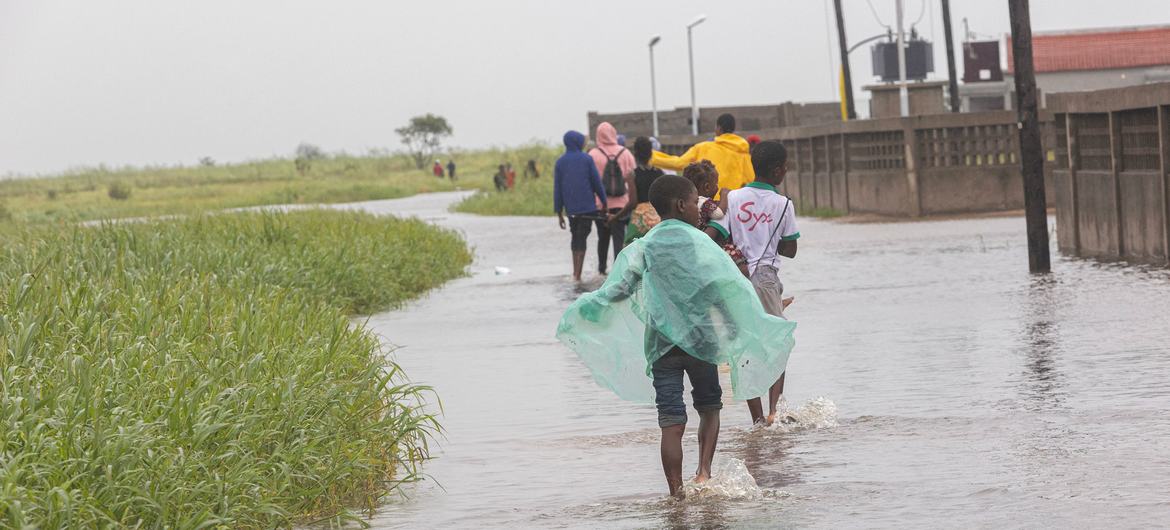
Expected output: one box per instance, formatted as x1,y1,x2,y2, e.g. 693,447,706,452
555,130,608,282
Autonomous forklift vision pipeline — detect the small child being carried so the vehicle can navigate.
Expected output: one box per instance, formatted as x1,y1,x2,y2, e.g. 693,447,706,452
682,160,749,278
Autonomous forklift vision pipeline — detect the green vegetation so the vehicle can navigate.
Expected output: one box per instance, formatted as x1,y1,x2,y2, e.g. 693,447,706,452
452,142,561,216
799,206,846,218
0,144,559,226
453,175,554,216
0,209,471,527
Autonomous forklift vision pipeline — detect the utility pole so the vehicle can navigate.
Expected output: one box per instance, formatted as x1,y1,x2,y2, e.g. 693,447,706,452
1008,0,1051,273
649,35,661,138
687,15,707,136
895,0,909,117
833,0,856,120
941,0,960,113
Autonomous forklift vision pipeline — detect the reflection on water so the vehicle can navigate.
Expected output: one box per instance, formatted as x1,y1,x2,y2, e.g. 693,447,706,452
1017,276,1067,410
342,194,1170,528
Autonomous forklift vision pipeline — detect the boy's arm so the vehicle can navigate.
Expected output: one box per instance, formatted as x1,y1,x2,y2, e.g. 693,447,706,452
579,266,642,322
553,162,564,214
777,239,797,259
650,144,699,172
775,199,799,258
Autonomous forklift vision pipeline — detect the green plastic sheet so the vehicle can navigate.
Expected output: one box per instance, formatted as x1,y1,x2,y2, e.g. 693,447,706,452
556,219,796,402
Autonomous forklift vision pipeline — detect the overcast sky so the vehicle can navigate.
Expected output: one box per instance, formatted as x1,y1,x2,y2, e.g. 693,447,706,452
1,0,1166,175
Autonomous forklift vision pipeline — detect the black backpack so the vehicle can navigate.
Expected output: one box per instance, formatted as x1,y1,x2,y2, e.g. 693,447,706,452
594,148,627,197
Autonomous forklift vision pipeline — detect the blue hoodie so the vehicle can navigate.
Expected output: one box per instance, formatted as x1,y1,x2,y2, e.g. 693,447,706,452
554,130,607,216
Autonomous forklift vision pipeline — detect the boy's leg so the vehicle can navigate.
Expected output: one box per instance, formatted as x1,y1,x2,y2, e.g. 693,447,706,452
610,210,627,256
660,424,685,497
768,372,786,420
569,216,592,281
652,350,688,497
746,397,765,425
685,355,722,482
595,218,612,274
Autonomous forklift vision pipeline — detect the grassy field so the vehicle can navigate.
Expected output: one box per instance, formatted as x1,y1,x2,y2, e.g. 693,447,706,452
0,143,560,225
452,175,555,216
0,209,471,527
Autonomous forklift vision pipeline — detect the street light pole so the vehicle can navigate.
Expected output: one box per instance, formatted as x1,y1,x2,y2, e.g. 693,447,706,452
649,35,661,138
896,0,908,117
687,15,707,136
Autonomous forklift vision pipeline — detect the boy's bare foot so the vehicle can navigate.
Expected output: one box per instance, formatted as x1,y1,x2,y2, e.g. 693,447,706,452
781,296,795,310
765,412,777,426
692,472,710,484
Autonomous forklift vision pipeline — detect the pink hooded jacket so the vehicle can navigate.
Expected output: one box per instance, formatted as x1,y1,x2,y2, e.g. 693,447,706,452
589,122,636,211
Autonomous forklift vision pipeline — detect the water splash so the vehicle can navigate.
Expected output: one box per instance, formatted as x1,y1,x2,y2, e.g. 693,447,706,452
765,396,839,433
680,457,785,501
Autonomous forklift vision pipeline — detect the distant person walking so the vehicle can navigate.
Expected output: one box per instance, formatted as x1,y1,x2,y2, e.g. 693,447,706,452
447,159,457,181
432,160,445,178
554,130,607,282
505,163,516,189
524,159,540,179
494,164,508,191
624,136,664,243
589,122,637,274
652,113,754,197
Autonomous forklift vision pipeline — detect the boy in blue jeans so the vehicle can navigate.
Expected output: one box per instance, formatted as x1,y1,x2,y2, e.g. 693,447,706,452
558,175,796,498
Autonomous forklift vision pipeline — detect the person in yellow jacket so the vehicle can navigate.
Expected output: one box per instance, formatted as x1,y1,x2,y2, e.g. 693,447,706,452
650,113,755,196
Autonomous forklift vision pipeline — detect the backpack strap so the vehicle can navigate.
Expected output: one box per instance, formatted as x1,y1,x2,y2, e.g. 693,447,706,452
594,147,620,162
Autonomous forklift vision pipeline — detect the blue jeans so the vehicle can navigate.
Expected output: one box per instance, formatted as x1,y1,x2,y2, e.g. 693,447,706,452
651,347,723,428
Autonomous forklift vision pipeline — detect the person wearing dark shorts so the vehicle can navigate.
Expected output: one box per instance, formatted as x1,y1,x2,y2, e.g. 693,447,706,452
569,212,598,255
652,347,723,428
554,130,607,282
651,344,722,495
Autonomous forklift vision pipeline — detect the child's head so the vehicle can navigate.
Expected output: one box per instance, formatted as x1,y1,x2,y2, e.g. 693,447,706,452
751,140,788,186
633,136,653,165
649,175,700,226
682,160,719,198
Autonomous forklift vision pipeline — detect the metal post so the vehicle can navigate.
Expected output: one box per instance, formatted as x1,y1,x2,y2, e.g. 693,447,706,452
941,0,960,113
896,0,909,117
687,15,706,136
1008,0,1051,273
649,35,661,138
833,0,856,120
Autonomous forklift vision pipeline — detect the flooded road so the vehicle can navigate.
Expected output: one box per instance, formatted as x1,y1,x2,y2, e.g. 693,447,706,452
342,192,1170,528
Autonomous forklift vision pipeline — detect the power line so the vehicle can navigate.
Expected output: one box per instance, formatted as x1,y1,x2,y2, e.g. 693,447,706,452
865,0,891,29
911,0,927,28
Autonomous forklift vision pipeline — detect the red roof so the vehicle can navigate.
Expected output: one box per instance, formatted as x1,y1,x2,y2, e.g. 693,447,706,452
1006,25,1170,73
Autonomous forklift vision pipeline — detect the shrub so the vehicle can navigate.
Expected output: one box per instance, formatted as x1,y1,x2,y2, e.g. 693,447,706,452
108,181,132,200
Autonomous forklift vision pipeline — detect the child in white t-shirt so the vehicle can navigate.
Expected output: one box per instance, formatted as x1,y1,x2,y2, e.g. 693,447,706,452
705,140,799,426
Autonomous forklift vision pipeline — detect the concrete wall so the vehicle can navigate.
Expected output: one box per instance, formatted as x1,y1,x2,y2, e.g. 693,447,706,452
1049,83,1170,265
586,101,840,139
659,110,1057,218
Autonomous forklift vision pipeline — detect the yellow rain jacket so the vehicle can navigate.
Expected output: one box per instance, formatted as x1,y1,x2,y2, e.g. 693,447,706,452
651,133,755,194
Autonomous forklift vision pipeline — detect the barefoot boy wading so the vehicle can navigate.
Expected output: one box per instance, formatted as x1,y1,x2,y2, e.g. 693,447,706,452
706,140,800,426
556,175,796,497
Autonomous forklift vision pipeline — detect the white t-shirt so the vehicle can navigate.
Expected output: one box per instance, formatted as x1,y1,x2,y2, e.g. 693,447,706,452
711,182,800,276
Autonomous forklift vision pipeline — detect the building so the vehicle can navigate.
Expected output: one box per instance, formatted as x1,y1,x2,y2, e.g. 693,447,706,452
586,101,840,139
960,24,1170,111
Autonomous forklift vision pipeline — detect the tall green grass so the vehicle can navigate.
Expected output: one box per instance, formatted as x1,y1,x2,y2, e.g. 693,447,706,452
0,144,560,226
452,176,555,216
0,209,471,527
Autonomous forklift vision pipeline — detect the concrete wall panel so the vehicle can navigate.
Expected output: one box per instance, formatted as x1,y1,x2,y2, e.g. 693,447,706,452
1074,170,1119,257
1119,171,1167,262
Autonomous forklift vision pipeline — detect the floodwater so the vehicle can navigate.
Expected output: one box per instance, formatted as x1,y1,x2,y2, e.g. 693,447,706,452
338,191,1170,528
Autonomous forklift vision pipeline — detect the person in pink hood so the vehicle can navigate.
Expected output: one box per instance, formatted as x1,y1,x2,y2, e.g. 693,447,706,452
589,122,638,274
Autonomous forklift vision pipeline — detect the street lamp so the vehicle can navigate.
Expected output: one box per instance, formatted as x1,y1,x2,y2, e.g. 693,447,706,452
649,35,662,138
686,15,706,136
